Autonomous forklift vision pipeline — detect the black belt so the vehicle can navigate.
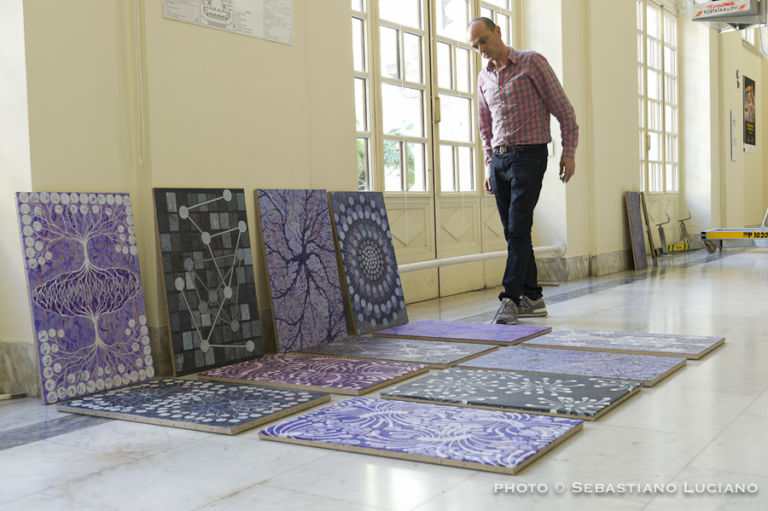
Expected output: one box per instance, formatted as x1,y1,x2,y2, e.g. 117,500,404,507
492,144,545,155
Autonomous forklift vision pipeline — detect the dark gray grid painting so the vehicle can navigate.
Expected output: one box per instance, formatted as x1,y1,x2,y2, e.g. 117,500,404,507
154,188,262,375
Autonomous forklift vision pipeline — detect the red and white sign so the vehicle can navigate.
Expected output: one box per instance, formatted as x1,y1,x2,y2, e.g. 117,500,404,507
693,0,755,19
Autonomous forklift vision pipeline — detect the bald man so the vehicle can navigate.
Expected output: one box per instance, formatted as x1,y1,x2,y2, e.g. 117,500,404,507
467,17,578,324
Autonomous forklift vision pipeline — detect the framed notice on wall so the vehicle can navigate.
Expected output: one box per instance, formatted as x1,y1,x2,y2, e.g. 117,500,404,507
744,75,756,153
162,0,293,45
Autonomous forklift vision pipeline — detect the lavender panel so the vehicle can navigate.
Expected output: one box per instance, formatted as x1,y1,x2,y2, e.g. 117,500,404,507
154,188,262,376
256,189,347,352
329,192,407,334
523,329,725,359
259,397,582,474
459,347,685,386
57,378,329,434
298,336,493,366
16,192,153,404
377,320,550,344
200,354,426,394
382,368,641,419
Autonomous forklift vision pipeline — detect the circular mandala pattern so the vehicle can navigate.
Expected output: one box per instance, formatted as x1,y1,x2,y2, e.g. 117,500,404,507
333,193,406,333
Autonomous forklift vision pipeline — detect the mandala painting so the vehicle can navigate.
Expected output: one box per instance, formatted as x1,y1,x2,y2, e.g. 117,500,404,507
459,346,686,386
154,188,262,376
259,397,583,474
377,320,551,345
57,378,330,434
256,189,347,352
199,353,428,395
329,192,407,334
298,336,494,368
523,329,725,359
382,368,642,420
17,192,153,404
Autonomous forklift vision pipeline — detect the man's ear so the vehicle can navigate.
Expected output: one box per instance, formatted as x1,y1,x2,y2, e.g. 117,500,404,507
495,25,502,38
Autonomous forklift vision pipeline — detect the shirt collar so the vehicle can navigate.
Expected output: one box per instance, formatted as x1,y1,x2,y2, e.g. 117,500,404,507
485,47,517,72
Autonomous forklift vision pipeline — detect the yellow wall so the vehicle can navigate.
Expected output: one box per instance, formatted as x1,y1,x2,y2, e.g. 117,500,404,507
3,0,356,345
3,0,768,348
0,0,33,342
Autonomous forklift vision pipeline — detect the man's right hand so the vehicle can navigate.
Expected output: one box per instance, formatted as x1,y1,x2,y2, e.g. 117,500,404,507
484,174,493,194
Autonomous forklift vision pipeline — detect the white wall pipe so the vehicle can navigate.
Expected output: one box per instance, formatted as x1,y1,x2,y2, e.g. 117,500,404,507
398,242,566,274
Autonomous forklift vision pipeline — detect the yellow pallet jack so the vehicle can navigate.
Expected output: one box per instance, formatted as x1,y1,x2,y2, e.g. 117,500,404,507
701,208,768,251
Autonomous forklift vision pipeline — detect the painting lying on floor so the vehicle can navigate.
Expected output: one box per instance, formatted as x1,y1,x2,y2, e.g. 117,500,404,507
297,336,495,368
459,346,686,386
376,320,551,345
522,329,725,359
256,189,347,352
381,367,642,420
329,191,407,335
199,354,428,395
259,397,583,475
56,378,330,435
154,188,262,376
16,192,153,404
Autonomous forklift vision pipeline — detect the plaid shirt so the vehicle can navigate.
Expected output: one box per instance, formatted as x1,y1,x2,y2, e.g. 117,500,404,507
477,48,578,170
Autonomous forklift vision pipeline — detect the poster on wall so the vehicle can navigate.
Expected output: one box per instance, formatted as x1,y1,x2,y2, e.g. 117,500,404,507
744,75,756,153
162,0,293,45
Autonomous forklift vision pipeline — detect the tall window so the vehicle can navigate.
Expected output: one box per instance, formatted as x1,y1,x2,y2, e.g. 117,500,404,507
350,0,518,194
742,27,756,46
637,0,678,194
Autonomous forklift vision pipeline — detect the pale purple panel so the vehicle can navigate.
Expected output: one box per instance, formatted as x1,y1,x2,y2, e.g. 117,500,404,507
257,190,347,352
16,192,153,404
200,354,426,392
523,329,724,359
377,320,550,344
259,397,582,473
459,346,684,385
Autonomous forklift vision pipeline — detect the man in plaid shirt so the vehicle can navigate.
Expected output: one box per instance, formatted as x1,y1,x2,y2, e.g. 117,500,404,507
467,17,578,325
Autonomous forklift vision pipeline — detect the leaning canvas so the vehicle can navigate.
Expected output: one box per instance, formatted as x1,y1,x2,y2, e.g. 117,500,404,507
16,192,153,404
329,191,408,335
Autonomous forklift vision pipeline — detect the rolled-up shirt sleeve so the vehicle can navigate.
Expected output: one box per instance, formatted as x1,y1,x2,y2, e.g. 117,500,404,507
477,83,494,172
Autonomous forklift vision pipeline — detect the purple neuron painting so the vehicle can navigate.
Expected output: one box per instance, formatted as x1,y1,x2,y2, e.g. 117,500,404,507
259,397,583,474
199,354,427,395
256,189,347,352
459,346,686,386
377,320,551,345
16,192,153,404
329,192,407,335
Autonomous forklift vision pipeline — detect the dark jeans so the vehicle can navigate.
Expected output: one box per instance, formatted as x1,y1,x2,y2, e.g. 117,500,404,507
489,144,548,304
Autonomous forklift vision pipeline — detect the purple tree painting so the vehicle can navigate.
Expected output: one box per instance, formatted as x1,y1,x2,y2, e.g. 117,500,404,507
17,192,153,404
256,189,347,352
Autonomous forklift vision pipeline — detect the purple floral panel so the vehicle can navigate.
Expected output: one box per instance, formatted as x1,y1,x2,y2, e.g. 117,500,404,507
459,346,686,387
199,354,427,395
256,189,347,352
377,320,551,345
522,329,725,360
329,192,407,335
259,397,583,474
16,192,153,404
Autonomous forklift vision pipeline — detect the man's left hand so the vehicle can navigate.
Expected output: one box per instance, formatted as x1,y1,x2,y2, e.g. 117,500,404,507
559,157,575,183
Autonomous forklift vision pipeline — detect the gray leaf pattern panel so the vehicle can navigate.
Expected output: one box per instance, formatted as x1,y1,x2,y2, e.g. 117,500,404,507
259,397,583,475
56,378,329,434
329,192,407,334
523,329,725,359
381,367,642,419
459,346,686,386
298,336,494,367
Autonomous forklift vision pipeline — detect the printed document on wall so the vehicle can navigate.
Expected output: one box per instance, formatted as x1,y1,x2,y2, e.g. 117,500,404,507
163,0,292,45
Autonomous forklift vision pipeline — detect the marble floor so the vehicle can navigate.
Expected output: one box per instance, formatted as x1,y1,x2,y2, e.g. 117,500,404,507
2,248,768,510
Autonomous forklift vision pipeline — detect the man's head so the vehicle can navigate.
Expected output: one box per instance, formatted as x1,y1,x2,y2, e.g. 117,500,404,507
467,17,506,62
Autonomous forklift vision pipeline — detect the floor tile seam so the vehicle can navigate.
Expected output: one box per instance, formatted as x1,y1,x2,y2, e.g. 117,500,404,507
45,432,199,462
0,415,110,452
259,480,393,510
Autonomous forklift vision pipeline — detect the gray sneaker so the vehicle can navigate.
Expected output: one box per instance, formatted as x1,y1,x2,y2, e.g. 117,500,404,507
518,295,548,317
491,298,518,324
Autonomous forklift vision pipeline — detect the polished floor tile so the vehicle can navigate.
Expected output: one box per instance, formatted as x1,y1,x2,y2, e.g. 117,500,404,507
3,248,768,509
